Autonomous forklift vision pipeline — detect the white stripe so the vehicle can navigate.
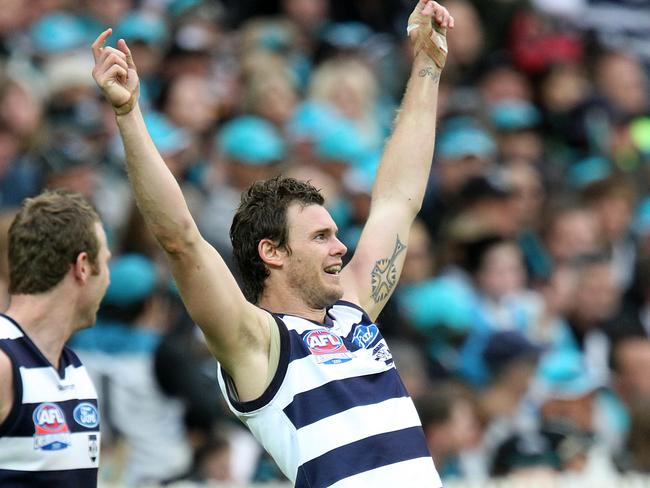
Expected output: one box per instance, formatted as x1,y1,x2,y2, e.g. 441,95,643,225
0,317,22,340
243,348,393,414
0,432,100,471
296,396,423,464
328,457,441,488
281,315,325,334
21,365,98,404
328,304,363,337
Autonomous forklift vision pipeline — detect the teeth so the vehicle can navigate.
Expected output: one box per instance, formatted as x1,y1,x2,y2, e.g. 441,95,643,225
325,265,341,275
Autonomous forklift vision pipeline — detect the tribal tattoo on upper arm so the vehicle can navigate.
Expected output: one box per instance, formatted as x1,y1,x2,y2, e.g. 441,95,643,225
370,236,407,303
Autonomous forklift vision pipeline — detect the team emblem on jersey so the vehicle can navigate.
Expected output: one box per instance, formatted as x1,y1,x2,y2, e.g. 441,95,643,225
74,403,100,428
372,340,394,365
303,329,353,364
351,324,379,349
32,403,71,451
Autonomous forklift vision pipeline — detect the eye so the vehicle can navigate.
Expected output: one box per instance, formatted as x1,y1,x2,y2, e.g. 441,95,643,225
314,233,326,241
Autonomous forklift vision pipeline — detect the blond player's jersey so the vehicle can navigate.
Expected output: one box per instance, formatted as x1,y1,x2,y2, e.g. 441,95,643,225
0,315,100,487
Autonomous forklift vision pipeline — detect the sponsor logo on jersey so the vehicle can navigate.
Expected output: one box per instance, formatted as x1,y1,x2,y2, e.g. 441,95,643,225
351,324,380,349
32,403,71,451
88,434,99,463
73,403,100,429
303,329,353,364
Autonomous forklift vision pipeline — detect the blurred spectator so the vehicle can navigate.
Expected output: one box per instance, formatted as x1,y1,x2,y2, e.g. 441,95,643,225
421,119,496,239
610,336,650,407
541,199,601,265
531,350,621,478
566,253,621,384
456,234,546,386
414,383,482,481
200,116,284,256
626,399,650,473
582,176,637,290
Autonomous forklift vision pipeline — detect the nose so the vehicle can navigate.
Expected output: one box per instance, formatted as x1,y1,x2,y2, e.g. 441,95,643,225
332,236,347,257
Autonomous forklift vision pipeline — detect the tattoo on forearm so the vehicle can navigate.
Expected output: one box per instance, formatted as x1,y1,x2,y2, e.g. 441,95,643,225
418,67,440,83
370,236,407,303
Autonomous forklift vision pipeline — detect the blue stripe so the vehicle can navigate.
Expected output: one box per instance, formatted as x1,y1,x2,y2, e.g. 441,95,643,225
0,468,97,487
283,369,408,429
0,339,81,370
295,426,431,488
6,399,99,437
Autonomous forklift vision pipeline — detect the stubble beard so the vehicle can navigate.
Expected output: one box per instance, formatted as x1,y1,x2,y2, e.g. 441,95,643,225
287,261,342,310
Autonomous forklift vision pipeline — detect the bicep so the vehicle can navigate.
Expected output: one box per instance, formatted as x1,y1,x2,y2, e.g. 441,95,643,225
164,238,270,367
341,204,414,321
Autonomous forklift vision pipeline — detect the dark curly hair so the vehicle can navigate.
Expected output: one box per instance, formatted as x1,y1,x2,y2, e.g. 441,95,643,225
230,177,324,303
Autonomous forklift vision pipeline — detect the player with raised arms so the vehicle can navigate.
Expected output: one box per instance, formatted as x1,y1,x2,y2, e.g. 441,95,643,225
92,1,453,486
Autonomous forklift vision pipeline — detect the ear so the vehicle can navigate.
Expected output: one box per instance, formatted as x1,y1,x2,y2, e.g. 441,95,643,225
258,238,286,269
72,252,91,284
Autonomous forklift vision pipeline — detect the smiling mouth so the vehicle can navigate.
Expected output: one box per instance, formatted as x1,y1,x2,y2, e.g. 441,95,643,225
324,265,342,275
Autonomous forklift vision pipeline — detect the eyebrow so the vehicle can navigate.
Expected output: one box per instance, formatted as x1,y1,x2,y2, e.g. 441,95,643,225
311,226,338,236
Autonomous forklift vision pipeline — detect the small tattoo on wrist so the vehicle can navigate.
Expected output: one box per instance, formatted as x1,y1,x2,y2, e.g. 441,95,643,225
418,67,440,82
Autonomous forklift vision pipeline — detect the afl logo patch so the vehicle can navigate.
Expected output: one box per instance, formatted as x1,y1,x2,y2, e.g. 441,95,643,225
303,330,353,364
74,403,100,428
33,403,69,434
32,403,70,451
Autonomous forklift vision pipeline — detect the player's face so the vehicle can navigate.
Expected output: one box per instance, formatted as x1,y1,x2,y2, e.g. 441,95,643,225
82,223,112,327
284,203,347,309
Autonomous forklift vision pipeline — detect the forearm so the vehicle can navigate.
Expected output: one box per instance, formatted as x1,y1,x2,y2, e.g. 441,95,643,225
116,105,199,253
371,52,441,216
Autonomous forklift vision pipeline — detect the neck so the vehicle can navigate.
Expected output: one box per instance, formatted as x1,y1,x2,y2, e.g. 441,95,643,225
258,286,327,323
5,290,79,369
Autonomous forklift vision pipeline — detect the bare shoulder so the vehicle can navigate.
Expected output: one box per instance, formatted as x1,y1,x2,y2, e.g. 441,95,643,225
0,348,14,426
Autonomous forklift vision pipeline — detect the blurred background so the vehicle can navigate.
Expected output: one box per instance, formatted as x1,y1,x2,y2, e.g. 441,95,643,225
0,0,649,486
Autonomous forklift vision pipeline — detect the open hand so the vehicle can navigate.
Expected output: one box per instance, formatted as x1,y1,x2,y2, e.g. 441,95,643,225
91,29,139,116
407,1,454,69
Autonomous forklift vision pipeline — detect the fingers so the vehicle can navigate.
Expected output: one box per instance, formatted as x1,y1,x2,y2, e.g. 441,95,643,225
97,64,128,87
117,39,137,71
99,47,129,73
415,1,455,30
91,28,112,63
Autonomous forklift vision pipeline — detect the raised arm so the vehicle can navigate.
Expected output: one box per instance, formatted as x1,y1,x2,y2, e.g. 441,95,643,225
91,31,272,397
341,1,453,320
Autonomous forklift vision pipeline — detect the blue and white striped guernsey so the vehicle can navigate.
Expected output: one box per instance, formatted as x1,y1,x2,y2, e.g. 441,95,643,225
218,300,441,487
0,315,100,487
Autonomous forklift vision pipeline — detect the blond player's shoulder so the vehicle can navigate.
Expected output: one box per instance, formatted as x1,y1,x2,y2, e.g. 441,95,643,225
0,348,14,426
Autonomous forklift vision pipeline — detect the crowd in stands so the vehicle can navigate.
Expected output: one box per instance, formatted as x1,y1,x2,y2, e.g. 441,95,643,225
0,0,649,485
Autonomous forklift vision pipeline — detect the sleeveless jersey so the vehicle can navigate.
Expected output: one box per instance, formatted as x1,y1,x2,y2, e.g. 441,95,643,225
0,315,100,487
218,300,441,488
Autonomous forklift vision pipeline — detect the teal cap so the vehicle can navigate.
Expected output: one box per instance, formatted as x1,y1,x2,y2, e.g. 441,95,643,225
437,125,496,160
537,350,600,400
144,112,191,155
287,101,342,141
103,254,157,306
115,12,168,45
568,156,612,188
217,116,285,165
490,99,541,131
315,118,365,164
31,13,89,53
